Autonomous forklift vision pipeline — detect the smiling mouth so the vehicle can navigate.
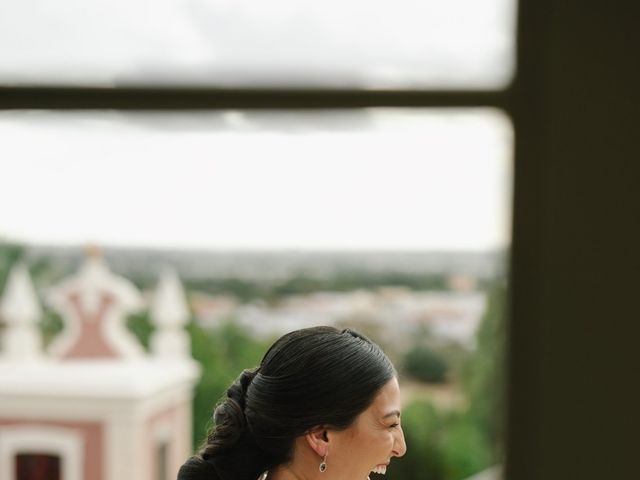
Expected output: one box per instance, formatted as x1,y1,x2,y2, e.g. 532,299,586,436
371,465,387,475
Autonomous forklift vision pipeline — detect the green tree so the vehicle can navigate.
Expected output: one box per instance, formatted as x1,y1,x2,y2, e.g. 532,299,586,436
188,320,271,449
126,310,154,350
386,400,445,480
440,414,493,479
0,241,25,292
462,280,507,462
403,345,449,383
386,400,492,480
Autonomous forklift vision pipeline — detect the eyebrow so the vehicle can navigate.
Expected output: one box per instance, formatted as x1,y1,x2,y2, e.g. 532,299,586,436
382,410,401,419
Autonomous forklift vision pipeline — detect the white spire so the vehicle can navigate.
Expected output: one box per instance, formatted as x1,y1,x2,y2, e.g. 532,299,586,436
149,268,191,359
0,263,43,361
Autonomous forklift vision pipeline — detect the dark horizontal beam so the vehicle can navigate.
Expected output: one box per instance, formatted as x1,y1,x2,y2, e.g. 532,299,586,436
0,86,511,111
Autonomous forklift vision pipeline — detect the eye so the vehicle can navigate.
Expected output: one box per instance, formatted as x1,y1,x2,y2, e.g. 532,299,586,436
388,423,400,430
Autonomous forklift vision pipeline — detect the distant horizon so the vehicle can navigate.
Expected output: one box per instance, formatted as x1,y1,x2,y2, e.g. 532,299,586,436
16,239,507,255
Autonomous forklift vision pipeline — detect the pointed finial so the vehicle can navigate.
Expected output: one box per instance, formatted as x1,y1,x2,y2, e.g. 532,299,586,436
150,268,191,359
1,263,42,326
0,263,43,361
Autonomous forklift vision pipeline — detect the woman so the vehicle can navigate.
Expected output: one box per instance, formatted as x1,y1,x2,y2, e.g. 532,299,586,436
178,326,407,480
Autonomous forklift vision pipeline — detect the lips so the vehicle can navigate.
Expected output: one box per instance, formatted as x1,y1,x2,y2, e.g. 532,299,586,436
371,465,387,475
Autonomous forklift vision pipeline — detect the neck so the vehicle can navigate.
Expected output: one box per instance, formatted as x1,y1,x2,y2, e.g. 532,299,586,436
268,465,310,480
267,437,325,480
268,467,371,480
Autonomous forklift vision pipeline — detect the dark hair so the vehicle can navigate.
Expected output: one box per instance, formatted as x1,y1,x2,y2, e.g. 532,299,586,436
178,326,396,480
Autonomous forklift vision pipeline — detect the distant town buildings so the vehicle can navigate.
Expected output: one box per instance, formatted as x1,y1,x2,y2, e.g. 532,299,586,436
191,286,487,349
21,246,495,349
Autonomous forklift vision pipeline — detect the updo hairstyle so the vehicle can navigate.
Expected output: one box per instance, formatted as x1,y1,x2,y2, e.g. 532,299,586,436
178,326,395,480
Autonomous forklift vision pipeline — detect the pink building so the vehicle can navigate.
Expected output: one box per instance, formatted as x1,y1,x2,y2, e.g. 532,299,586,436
0,255,200,480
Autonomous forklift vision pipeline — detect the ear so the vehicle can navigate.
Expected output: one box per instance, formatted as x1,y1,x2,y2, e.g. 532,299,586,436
305,426,329,457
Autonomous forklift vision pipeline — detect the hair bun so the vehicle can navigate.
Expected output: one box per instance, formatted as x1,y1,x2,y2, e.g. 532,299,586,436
209,368,260,452
177,455,220,480
239,368,259,395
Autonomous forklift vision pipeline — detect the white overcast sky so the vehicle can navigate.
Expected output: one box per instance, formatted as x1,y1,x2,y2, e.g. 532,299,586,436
0,0,516,88
0,0,514,251
0,109,512,251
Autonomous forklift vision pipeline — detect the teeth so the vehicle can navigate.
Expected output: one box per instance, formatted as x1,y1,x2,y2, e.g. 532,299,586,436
371,465,387,475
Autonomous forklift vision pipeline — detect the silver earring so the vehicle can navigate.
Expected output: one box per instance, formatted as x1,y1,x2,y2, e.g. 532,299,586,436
319,454,327,473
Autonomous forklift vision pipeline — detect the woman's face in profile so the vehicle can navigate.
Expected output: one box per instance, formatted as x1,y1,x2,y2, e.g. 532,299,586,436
327,377,407,479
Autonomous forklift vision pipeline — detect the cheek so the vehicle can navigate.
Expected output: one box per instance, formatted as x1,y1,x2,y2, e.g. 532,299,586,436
369,429,395,453
382,431,396,450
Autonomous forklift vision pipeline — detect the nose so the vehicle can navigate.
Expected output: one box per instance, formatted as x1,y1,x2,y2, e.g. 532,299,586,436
392,426,407,458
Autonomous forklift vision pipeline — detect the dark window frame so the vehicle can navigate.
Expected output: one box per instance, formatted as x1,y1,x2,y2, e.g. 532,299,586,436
0,86,511,111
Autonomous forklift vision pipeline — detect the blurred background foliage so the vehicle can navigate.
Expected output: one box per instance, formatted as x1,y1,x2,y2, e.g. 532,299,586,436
403,345,449,383
186,270,450,305
0,241,505,480
389,280,506,479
